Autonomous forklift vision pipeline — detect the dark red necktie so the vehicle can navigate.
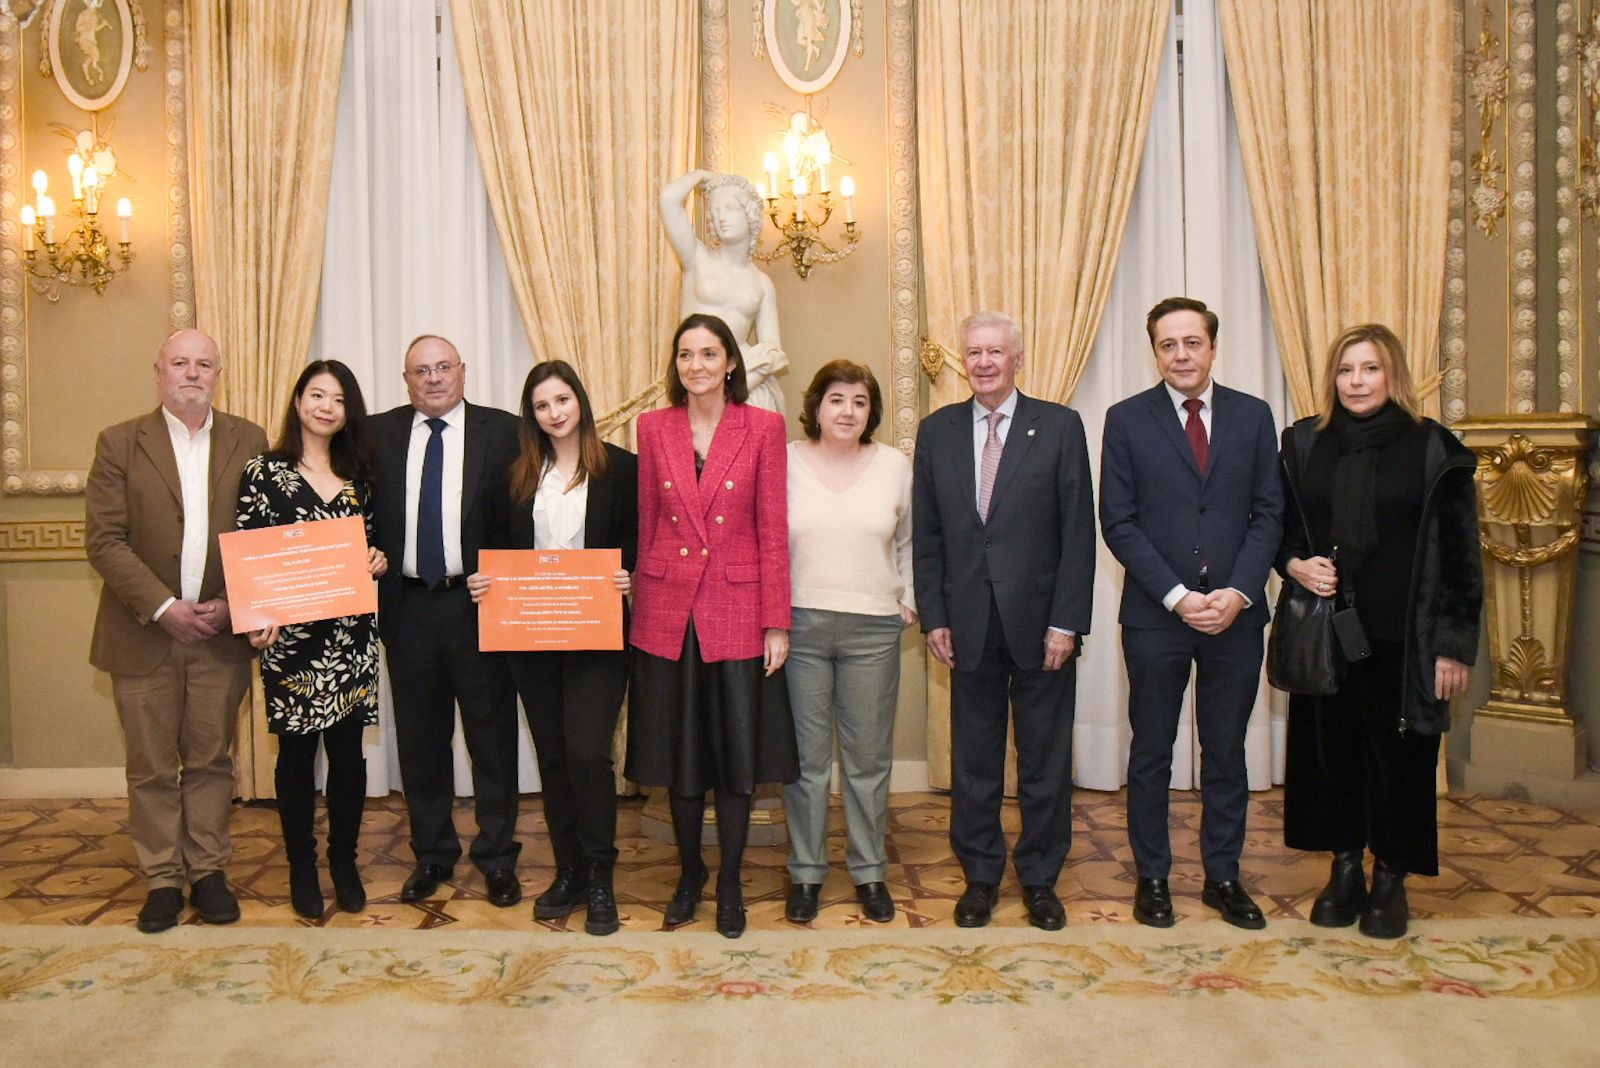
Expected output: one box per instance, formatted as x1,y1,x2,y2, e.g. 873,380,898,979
1183,397,1209,473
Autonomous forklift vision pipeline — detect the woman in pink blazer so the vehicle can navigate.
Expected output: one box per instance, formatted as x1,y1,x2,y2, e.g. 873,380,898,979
628,313,797,939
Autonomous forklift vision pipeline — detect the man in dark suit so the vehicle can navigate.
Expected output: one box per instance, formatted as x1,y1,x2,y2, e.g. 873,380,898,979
371,335,523,907
913,311,1095,930
1099,297,1283,929
86,330,268,933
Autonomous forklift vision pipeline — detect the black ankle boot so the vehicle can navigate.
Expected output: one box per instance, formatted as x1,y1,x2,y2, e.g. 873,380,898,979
584,863,620,936
533,867,589,920
1360,859,1408,939
1309,849,1367,928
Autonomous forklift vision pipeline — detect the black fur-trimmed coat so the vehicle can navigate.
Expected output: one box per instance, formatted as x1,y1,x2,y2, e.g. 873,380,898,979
1275,415,1483,735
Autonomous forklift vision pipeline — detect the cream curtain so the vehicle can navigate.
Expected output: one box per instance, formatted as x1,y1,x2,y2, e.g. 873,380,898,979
448,0,699,437
186,0,348,432
916,0,1169,789
185,0,348,798
1217,0,1453,418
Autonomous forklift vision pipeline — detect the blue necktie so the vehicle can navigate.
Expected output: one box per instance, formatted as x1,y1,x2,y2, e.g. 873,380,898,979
417,417,446,588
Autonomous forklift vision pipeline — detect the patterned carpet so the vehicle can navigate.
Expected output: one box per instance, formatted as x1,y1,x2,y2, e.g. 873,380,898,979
2,788,1599,931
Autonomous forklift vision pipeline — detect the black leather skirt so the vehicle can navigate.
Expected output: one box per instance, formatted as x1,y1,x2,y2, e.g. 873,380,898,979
625,620,799,796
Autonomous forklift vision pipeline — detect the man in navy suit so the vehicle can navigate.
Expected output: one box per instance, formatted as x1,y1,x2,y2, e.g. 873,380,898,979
914,311,1095,930
1100,297,1283,929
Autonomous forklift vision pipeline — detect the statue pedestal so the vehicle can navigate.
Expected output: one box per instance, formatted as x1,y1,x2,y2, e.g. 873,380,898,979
1467,714,1587,780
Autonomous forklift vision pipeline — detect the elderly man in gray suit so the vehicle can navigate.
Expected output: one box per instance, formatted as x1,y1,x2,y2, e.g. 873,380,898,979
912,310,1096,930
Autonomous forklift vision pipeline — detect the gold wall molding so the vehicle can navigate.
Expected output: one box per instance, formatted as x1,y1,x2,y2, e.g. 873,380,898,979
1443,0,1468,424
0,518,84,559
1459,416,1596,726
886,0,919,457
1465,2,1508,236
1555,0,1582,414
1507,0,1538,413
0,0,190,496
700,0,730,175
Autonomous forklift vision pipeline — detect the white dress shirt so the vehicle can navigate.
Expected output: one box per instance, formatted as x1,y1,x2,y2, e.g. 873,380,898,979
151,406,214,621
402,400,466,579
531,464,588,550
1157,379,1250,612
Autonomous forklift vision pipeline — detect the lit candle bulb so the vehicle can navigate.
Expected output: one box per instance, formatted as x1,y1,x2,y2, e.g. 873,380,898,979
31,169,46,216
68,154,84,200
792,175,808,221
19,205,33,252
816,142,831,193
116,198,132,243
763,152,778,193
82,167,99,214
39,195,55,244
839,175,856,224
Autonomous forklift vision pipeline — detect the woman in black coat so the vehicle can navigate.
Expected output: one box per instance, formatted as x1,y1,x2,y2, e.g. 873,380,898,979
468,361,636,936
1276,323,1482,939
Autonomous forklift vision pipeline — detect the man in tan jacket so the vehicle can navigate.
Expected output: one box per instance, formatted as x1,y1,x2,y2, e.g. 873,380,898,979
86,330,267,933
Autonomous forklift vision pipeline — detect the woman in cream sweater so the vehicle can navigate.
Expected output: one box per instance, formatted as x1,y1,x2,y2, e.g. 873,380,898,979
782,360,915,925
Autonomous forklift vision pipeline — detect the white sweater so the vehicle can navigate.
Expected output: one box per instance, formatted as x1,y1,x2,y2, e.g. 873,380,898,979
786,441,915,618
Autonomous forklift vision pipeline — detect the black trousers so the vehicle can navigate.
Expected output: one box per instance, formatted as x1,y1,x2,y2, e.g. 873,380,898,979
510,648,629,870
1123,623,1263,882
948,599,1076,887
1284,640,1441,875
384,584,520,872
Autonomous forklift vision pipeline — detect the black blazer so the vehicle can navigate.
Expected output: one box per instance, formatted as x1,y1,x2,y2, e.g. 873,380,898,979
370,400,521,640
912,391,1096,671
507,442,638,570
1099,383,1283,631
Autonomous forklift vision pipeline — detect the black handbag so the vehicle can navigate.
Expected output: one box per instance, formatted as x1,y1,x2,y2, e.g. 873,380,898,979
1267,581,1340,696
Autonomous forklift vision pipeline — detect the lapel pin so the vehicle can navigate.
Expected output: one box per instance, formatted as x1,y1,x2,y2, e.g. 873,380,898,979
1027,428,1036,437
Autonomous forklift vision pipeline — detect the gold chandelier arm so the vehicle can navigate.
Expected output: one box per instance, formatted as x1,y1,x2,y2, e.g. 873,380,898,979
595,376,668,436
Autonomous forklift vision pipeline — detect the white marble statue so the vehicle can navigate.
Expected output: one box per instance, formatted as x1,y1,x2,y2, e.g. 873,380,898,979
660,170,788,414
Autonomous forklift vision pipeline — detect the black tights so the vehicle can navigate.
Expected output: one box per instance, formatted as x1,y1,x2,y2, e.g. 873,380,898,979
670,789,752,901
274,714,367,862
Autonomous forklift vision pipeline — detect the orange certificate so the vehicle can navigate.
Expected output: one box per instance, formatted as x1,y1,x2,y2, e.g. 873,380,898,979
219,515,377,634
476,548,624,652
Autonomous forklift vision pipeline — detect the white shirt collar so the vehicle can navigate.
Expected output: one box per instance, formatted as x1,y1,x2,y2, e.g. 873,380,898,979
1162,379,1213,415
972,389,1020,423
412,399,466,429
161,405,214,439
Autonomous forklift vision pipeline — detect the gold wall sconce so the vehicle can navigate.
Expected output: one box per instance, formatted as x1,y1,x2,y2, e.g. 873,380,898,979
753,110,858,279
19,147,132,301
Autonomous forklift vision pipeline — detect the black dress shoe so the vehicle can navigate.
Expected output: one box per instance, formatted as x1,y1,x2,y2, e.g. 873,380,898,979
715,900,747,938
189,872,241,925
584,864,620,936
1360,859,1408,939
399,863,453,903
485,868,523,908
1133,877,1176,928
1202,879,1266,930
1310,850,1367,928
855,881,895,923
533,867,588,920
954,881,998,928
663,867,708,927
330,859,366,914
136,887,184,934
1022,884,1066,930
785,882,821,923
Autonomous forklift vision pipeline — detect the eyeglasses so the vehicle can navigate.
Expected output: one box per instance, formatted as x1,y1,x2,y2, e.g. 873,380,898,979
405,362,461,380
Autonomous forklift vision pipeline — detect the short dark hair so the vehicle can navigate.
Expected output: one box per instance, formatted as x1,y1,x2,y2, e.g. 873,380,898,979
1145,297,1219,346
666,313,750,405
271,359,375,484
799,360,882,444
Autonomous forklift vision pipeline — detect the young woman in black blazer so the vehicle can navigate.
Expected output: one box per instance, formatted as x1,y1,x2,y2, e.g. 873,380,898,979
468,361,637,935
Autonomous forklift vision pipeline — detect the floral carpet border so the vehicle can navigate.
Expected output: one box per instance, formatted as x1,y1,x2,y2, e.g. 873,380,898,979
2,924,1597,1007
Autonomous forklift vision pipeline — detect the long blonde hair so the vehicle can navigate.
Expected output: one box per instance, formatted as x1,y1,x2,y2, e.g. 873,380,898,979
1315,323,1422,429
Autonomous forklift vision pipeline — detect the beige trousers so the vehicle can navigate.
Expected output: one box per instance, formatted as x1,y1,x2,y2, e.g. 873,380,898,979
111,641,250,890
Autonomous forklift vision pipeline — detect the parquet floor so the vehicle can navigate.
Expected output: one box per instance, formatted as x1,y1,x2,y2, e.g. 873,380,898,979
2,789,1598,932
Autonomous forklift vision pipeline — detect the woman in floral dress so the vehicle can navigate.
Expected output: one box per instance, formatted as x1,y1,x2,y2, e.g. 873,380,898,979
237,360,386,920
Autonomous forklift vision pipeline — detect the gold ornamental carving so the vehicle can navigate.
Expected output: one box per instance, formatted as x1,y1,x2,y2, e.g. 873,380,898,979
1465,3,1508,237
0,519,85,559
1458,416,1596,727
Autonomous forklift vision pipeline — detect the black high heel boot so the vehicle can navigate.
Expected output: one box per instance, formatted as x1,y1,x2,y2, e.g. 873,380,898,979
1309,849,1367,928
325,750,367,913
277,785,324,920
1360,858,1408,939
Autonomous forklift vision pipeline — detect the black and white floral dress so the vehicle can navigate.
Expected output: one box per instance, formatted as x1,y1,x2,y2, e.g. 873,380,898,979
236,454,380,736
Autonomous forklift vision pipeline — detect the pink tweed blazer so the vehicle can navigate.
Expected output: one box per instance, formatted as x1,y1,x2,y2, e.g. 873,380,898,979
629,401,791,662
